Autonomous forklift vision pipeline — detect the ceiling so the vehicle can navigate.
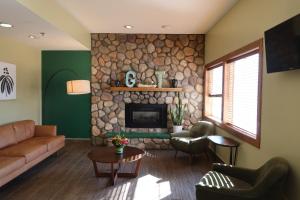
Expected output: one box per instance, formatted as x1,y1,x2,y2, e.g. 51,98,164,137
56,0,239,34
0,0,86,50
0,0,239,50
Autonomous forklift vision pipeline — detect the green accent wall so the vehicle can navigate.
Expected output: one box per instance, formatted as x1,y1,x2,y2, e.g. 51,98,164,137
42,51,91,138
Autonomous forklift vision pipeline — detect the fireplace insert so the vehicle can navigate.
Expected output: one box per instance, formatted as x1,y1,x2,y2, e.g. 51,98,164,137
125,103,167,128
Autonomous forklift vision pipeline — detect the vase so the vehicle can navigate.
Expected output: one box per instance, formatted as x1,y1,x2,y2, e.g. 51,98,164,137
115,146,124,154
171,79,178,88
173,125,183,133
155,71,165,88
115,80,121,87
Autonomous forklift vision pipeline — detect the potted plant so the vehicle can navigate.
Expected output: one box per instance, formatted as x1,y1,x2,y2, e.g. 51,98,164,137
111,134,129,154
170,92,186,133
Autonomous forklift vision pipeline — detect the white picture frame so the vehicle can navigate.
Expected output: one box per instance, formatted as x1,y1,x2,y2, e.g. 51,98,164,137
0,61,16,100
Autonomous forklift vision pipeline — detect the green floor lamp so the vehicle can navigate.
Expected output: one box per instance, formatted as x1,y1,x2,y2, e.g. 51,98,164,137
66,80,90,95
43,68,91,125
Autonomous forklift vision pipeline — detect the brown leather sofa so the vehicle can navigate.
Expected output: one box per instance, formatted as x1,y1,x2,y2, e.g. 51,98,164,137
0,120,65,187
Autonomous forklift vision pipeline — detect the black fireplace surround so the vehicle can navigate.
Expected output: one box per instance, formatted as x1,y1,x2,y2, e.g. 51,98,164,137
125,103,167,128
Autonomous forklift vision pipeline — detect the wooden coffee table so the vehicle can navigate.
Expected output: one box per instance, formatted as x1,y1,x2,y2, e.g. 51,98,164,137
87,146,145,185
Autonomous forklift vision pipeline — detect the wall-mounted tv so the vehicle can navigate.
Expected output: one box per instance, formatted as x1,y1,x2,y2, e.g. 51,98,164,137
264,14,300,73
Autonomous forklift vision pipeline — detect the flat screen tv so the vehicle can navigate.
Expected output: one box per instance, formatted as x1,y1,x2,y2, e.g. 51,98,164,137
264,14,300,73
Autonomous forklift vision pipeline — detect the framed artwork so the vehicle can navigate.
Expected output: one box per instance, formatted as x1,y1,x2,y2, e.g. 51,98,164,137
0,61,16,100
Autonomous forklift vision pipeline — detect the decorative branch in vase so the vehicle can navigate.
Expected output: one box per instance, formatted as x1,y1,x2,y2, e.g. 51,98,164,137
137,80,157,88
170,92,186,133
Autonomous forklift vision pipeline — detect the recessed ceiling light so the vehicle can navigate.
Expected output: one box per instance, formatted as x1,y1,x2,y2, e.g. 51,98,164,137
124,25,133,29
40,32,45,37
28,34,37,39
161,25,171,29
28,32,46,39
0,22,13,28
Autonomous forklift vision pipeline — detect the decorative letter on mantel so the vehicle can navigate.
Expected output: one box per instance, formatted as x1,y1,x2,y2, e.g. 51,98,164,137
125,70,136,88
0,61,16,100
155,71,165,88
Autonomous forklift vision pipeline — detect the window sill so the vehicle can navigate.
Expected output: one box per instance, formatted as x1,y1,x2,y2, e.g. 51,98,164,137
204,116,261,148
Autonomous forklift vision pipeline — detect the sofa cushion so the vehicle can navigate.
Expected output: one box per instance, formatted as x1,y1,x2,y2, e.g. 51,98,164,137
35,125,57,137
0,156,25,178
197,171,251,189
13,120,35,143
29,136,65,151
0,140,47,163
0,124,17,149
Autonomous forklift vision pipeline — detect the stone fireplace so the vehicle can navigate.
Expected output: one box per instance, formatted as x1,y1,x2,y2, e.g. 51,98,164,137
125,103,167,128
91,33,205,145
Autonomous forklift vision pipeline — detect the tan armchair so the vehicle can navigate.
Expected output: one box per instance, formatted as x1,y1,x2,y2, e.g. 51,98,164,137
170,121,215,162
196,157,289,200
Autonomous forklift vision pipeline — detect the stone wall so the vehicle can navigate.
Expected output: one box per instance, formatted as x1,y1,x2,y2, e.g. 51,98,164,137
91,34,205,136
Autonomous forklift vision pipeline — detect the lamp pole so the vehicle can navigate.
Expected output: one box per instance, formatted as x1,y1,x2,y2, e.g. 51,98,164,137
42,68,79,123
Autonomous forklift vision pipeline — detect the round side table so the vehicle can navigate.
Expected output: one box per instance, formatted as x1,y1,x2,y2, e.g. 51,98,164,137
207,135,239,165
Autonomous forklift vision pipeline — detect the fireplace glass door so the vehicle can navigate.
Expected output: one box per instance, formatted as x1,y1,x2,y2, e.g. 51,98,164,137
125,104,167,128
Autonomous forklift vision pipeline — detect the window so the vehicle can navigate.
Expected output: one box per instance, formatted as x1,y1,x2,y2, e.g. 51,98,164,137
204,39,263,147
204,66,223,121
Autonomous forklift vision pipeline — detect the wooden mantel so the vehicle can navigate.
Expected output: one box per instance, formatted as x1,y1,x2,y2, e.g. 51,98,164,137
110,86,183,92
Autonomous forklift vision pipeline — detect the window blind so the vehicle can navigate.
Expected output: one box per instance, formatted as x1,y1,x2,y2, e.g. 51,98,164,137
209,67,223,95
224,53,259,137
205,66,223,120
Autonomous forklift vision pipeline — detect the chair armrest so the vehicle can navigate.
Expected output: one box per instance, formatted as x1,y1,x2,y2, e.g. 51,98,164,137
188,137,209,152
189,136,207,143
196,184,258,199
213,163,257,184
189,137,209,146
170,130,190,137
35,125,57,137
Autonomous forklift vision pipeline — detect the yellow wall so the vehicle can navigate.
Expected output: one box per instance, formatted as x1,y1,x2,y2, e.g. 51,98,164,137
205,0,300,198
17,0,90,50
0,36,41,125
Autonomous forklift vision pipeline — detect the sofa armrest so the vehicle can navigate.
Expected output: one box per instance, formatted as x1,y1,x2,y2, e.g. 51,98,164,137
170,130,190,137
35,125,57,137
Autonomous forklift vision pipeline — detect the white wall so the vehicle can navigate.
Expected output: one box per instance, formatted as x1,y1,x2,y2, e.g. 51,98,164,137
0,36,41,125
205,0,300,199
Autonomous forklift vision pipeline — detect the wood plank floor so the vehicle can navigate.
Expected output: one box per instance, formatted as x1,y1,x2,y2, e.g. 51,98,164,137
0,141,212,200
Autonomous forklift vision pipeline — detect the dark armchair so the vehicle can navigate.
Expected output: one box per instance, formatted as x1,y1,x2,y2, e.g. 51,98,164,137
195,157,289,200
170,121,215,162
